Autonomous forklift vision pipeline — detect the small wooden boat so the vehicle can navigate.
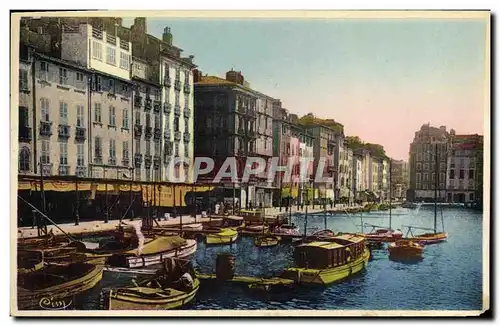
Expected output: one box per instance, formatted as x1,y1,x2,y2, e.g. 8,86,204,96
364,228,403,242
18,250,44,275
180,223,203,231
402,202,418,209
254,235,281,248
388,240,424,259
408,232,448,245
205,228,238,245
240,224,268,235
273,224,300,237
102,258,199,310
17,263,104,310
280,234,370,285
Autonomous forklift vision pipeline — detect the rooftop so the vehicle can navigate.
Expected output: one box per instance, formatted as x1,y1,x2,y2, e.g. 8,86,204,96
297,241,343,250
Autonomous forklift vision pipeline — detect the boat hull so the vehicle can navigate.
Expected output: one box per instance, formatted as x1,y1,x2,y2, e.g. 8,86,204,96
282,248,370,285
205,229,238,245
124,240,197,269
411,232,448,244
105,279,200,310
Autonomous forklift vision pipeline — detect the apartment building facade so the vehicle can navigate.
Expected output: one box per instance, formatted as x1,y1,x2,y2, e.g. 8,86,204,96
18,44,35,176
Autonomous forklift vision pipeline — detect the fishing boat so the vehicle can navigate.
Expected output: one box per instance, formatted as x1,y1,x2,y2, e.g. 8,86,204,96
104,236,197,270
102,258,199,310
17,262,104,310
254,234,281,248
403,143,448,245
388,239,424,260
205,228,239,245
280,234,370,285
17,250,44,274
240,223,268,235
273,224,300,237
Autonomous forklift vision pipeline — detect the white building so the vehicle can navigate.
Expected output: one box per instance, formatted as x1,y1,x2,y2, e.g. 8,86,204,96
446,140,480,203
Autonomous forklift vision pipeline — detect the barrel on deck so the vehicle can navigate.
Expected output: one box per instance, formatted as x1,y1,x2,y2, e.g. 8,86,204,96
216,253,235,281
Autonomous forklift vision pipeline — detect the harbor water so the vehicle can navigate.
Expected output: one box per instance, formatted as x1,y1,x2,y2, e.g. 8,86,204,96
76,207,483,311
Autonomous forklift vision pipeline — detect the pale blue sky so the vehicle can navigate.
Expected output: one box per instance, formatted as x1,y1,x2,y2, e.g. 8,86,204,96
123,18,488,160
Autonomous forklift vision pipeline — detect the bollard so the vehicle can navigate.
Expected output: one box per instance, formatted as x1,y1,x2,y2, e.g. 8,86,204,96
215,252,235,281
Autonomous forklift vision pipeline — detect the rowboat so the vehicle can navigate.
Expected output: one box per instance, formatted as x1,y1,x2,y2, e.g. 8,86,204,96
18,250,43,275
364,228,403,242
254,235,281,248
17,263,104,310
388,240,424,260
273,224,300,237
102,259,199,310
280,234,370,285
240,224,268,235
407,232,448,245
205,228,238,245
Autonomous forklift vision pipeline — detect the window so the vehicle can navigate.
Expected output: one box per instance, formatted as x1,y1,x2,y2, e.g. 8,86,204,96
175,68,180,80
119,52,130,70
175,142,180,156
423,173,428,181
174,117,179,131
450,169,455,179
19,69,28,90
59,68,68,85
122,108,129,129
59,142,68,165
40,98,50,122
154,89,160,101
19,106,29,128
76,72,84,82
92,41,103,60
184,70,189,83
109,106,116,126
155,115,160,128
416,163,421,171
41,140,50,164
135,139,141,153
77,144,84,166
164,64,169,80
432,172,435,181
470,193,474,201
76,105,84,127
175,92,180,105
423,163,429,171
94,136,102,158
145,169,151,182
59,102,68,125
184,118,189,132
135,111,141,125
146,141,151,156
184,145,189,157
110,139,116,158
40,61,49,74
93,75,102,92
154,141,160,155
108,79,115,92
440,173,445,183
19,147,30,172
145,113,151,127
94,103,101,123
469,169,474,179
459,169,464,179
135,169,141,181
184,95,189,109
122,141,129,162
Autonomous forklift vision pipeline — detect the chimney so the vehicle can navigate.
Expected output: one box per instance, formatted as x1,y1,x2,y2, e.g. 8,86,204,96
226,69,244,85
162,26,173,45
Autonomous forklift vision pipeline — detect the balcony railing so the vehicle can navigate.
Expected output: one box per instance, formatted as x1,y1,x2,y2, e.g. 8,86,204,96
134,124,143,138
154,128,161,140
174,131,181,141
57,125,70,138
108,157,117,165
94,155,103,164
122,157,130,166
106,34,116,45
19,127,32,142
164,128,171,140
144,155,152,168
174,80,181,91
119,40,130,51
153,155,161,168
183,132,190,143
134,95,142,108
183,84,190,94
134,153,143,168
39,121,52,136
183,107,191,118
174,105,181,116
76,166,87,177
163,103,172,114
58,164,70,176
75,127,86,141
153,101,161,113
145,126,153,139
164,76,171,87
144,98,152,111
92,27,103,40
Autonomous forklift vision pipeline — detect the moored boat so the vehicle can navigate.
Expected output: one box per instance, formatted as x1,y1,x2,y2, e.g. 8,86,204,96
273,224,300,237
254,235,281,248
102,258,199,310
280,234,370,285
407,232,448,244
17,262,104,310
205,228,238,245
388,240,424,260
364,228,403,242
240,224,268,235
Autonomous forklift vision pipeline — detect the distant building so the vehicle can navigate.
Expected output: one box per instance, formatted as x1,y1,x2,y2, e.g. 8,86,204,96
391,159,409,200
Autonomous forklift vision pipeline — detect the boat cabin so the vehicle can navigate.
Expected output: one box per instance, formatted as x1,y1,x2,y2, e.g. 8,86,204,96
293,235,366,269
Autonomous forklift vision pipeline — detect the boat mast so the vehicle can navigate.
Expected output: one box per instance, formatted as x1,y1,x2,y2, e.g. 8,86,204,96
389,158,392,230
434,143,438,234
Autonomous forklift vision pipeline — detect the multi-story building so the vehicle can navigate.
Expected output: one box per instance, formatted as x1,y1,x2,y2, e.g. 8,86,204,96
446,134,483,203
337,139,352,202
361,150,372,192
371,158,379,196
352,152,363,202
18,44,35,176
391,159,409,200
379,159,389,201
408,124,449,201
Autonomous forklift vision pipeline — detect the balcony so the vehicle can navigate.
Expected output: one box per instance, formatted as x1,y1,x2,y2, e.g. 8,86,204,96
58,124,71,138
144,97,152,111
122,157,130,166
40,163,53,176
19,127,32,142
164,128,171,140
163,103,172,114
183,84,190,94
174,105,181,116
145,126,153,139
134,124,143,138
144,155,152,168
75,127,86,141
134,95,142,108
174,131,181,141
108,157,117,166
153,155,161,168
174,80,181,91
164,76,171,87
183,107,191,118
58,164,70,176
183,132,190,143
39,121,52,136
75,166,87,177
94,155,103,164
134,153,143,168
154,128,161,140
153,101,161,113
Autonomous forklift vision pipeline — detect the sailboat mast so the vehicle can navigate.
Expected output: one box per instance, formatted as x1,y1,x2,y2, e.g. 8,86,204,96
434,143,438,234
389,158,392,230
